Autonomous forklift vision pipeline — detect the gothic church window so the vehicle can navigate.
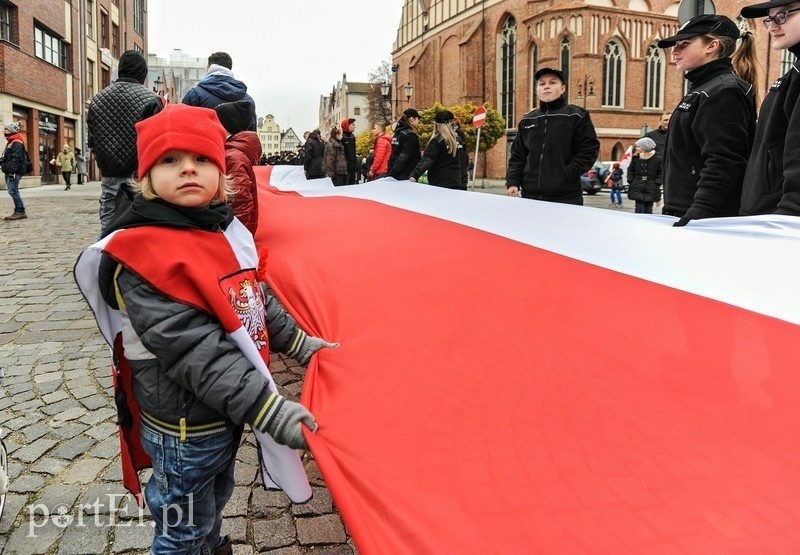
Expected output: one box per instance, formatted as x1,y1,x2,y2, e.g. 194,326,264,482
498,16,517,129
644,45,664,109
602,40,624,107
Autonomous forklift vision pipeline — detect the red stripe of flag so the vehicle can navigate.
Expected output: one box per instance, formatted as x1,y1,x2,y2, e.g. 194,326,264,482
256,169,800,553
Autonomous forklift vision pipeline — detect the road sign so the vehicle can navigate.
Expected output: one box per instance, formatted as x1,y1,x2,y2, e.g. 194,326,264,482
473,106,487,128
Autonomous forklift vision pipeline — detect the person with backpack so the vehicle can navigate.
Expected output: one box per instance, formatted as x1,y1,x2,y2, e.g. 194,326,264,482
1,122,28,221
609,163,625,208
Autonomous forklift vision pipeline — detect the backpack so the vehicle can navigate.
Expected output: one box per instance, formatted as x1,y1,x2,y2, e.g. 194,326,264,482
24,150,33,174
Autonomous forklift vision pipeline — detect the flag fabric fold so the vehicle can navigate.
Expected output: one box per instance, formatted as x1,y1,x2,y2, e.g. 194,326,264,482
257,166,800,553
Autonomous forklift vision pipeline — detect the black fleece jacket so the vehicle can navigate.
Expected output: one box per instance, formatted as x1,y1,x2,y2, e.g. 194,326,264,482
505,95,599,202
388,120,421,180
740,44,800,216
662,58,756,219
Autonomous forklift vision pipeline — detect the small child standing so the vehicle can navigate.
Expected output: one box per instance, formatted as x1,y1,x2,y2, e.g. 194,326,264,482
75,104,334,554
214,100,262,235
609,162,624,207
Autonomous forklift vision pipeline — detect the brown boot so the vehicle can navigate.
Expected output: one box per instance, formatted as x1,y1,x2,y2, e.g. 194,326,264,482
4,213,27,221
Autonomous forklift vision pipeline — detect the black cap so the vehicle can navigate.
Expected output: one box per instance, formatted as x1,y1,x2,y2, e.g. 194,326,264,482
657,14,741,47
534,67,565,83
403,108,420,119
741,0,796,18
214,100,255,135
434,110,454,123
118,50,149,84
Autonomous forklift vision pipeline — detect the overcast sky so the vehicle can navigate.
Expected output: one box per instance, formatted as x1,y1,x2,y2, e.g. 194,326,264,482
147,1,405,135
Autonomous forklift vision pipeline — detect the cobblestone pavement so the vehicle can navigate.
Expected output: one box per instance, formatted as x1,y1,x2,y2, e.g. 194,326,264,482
0,183,356,555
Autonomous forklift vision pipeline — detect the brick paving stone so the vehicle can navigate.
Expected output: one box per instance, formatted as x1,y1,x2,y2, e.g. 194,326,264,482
260,547,302,555
292,486,334,516
50,421,89,440
222,516,248,543
296,514,347,545
56,518,111,555
51,434,98,460
111,521,155,552
33,483,83,511
250,488,291,519
9,473,46,493
63,457,112,485
224,486,252,517
14,438,58,463
252,514,297,551
41,390,70,404
81,394,110,410
30,457,70,475
90,435,120,459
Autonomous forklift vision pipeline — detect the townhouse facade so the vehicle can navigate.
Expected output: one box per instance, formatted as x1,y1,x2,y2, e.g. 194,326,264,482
318,73,373,137
1,0,148,187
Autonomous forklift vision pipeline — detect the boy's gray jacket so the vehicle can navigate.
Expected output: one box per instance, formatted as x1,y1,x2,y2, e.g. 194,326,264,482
74,220,312,503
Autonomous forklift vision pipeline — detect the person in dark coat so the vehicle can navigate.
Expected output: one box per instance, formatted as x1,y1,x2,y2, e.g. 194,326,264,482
626,137,663,214
340,118,359,185
322,127,348,186
644,113,671,158
182,52,257,131
658,15,759,226
739,0,800,215
2,122,28,220
303,130,325,179
505,68,599,205
388,108,421,180
87,50,163,235
215,100,262,235
409,110,467,190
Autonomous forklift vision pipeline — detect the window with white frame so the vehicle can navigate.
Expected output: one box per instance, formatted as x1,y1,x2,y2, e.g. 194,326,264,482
86,0,94,39
35,25,69,70
1,3,13,42
602,40,624,107
134,0,144,35
498,15,516,129
644,44,664,109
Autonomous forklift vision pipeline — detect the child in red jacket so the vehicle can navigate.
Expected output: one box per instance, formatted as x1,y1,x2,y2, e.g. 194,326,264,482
215,101,261,234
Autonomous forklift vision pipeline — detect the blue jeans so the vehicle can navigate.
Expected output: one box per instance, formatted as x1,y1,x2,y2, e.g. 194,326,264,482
635,201,654,214
4,173,25,214
140,423,240,554
99,176,135,236
610,187,622,205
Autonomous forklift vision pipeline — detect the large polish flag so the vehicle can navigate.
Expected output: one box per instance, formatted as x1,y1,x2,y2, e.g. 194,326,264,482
255,165,800,553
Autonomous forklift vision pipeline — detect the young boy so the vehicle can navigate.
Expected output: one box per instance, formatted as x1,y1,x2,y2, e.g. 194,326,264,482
75,104,333,553
214,100,262,234
740,0,800,215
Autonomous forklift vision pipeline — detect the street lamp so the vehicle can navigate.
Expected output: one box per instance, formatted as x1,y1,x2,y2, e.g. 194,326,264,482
153,76,163,95
391,64,399,120
575,75,595,108
380,81,391,123
404,82,414,105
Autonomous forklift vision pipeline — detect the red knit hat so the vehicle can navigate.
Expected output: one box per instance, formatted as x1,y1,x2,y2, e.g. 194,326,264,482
136,104,227,178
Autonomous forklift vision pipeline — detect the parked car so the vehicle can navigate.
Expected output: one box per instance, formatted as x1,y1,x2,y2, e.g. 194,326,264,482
580,161,609,195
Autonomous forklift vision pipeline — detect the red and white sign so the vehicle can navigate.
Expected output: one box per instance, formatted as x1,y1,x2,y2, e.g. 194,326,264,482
472,106,486,128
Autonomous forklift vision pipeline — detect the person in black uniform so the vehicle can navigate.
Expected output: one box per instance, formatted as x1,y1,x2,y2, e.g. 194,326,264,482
505,68,599,205
657,14,759,226
739,0,800,215
388,108,421,180
408,110,467,190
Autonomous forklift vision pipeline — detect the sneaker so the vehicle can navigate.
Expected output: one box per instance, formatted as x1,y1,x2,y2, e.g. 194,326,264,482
4,213,27,221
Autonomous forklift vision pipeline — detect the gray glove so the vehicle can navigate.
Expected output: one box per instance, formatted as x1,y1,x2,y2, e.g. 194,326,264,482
265,397,316,450
295,333,340,365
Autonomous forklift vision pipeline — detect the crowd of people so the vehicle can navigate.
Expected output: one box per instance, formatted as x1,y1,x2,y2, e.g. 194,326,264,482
506,6,799,224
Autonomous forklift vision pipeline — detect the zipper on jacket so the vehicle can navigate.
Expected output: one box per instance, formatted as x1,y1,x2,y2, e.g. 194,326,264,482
536,105,549,196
